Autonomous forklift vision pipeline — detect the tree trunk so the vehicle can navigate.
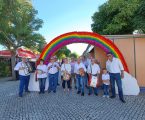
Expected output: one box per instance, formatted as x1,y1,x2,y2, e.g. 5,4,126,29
11,53,16,80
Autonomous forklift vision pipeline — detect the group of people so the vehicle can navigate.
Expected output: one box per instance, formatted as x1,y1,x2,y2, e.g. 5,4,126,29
14,52,126,103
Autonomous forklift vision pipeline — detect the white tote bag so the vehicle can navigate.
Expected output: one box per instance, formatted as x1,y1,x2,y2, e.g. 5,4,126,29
90,76,98,88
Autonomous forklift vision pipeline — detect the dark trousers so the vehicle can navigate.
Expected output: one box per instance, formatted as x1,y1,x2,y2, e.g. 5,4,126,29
48,73,57,92
110,73,124,100
38,78,46,93
25,75,30,92
103,84,109,96
19,75,30,96
62,80,71,89
89,87,98,94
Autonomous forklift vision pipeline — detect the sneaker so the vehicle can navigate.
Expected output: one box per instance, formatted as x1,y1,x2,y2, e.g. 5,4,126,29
120,99,126,103
19,95,23,97
110,96,116,99
103,95,106,97
88,93,91,96
77,91,81,94
95,93,98,96
53,90,56,93
106,95,109,98
81,93,84,96
25,90,30,93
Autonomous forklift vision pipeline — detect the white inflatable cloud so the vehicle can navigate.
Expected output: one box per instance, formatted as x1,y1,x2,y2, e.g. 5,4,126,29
115,71,140,95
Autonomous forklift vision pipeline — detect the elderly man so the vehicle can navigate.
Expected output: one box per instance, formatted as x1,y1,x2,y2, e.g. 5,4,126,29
106,52,126,103
47,56,60,93
14,57,31,97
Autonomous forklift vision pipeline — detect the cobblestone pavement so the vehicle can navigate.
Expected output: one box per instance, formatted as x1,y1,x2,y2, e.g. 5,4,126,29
0,81,145,120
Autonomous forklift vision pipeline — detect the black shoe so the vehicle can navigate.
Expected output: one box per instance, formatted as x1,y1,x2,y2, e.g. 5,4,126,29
95,93,98,96
39,92,41,94
81,93,84,96
110,96,116,99
77,91,81,94
25,90,30,93
88,93,91,96
75,86,77,89
120,99,126,103
53,90,56,93
19,95,23,97
57,83,60,86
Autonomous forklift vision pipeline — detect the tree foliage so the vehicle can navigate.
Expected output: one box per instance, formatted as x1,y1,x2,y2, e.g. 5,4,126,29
0,0,46,53
91,0,145,34
55,46,71,59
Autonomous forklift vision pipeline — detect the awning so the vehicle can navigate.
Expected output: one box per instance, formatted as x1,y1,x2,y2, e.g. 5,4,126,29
0,47,39,59
0,50,11,57
16,47,36,58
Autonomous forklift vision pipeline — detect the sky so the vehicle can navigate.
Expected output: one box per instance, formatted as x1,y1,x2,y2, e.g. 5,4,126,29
32,0,107,55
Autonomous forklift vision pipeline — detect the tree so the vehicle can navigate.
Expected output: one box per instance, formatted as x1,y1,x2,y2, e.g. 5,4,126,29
0,0,46,79
0,0,46,53
69,52,78,59
91,0,142,35
55,46,71,59
132,0,145,33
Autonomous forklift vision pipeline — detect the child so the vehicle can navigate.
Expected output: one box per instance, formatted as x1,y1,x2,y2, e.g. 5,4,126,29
102,68,110,98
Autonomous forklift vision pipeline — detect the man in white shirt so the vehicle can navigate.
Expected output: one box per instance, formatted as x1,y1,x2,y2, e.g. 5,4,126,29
54,56,60,86
87,59,100,96
74,57,86,96
14,57,31,97
106,52,125,103
47,56,60,93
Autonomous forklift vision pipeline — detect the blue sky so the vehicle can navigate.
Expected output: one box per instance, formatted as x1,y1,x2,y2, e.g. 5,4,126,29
0,0,107,54
32,0,107,55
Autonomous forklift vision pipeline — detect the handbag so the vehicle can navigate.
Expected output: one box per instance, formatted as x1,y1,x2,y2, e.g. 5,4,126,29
63,64,71,81
89,65,98,88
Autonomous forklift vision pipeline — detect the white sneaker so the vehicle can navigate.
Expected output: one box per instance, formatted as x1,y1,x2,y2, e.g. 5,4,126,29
106,95,109,98
103,95,106,97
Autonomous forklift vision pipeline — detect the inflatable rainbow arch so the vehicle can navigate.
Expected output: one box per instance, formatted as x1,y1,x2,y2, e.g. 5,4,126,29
39,31,129,72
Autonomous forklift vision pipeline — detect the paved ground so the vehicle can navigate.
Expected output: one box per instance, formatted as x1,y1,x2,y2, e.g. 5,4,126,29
0,80,145,120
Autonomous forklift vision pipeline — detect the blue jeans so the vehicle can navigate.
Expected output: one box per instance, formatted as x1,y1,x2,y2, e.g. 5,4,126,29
110,73,124,99
38,78,46,93
19,75,29,96
56,71,59,84
89,87,98,94
103,84,109,96
76,74,86,93
48,73,57,92
25,75,30,92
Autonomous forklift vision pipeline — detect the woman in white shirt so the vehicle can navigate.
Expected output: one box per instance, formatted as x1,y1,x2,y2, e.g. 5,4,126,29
87,58,100,96
36,59,47,94
61,58,71,92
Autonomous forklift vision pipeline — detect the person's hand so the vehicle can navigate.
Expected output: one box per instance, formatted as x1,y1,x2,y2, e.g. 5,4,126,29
48,66,52,70
19,67,25,70
121,71,124,79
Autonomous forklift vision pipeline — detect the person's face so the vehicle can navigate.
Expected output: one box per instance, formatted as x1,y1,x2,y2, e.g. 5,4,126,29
71,57,74,62
40,60,44,65
65,58,68,63
91,59,95,64
107,54,113,61
22,58,26,62
77,58,81,63
50,59,55,63
103,69,107,74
